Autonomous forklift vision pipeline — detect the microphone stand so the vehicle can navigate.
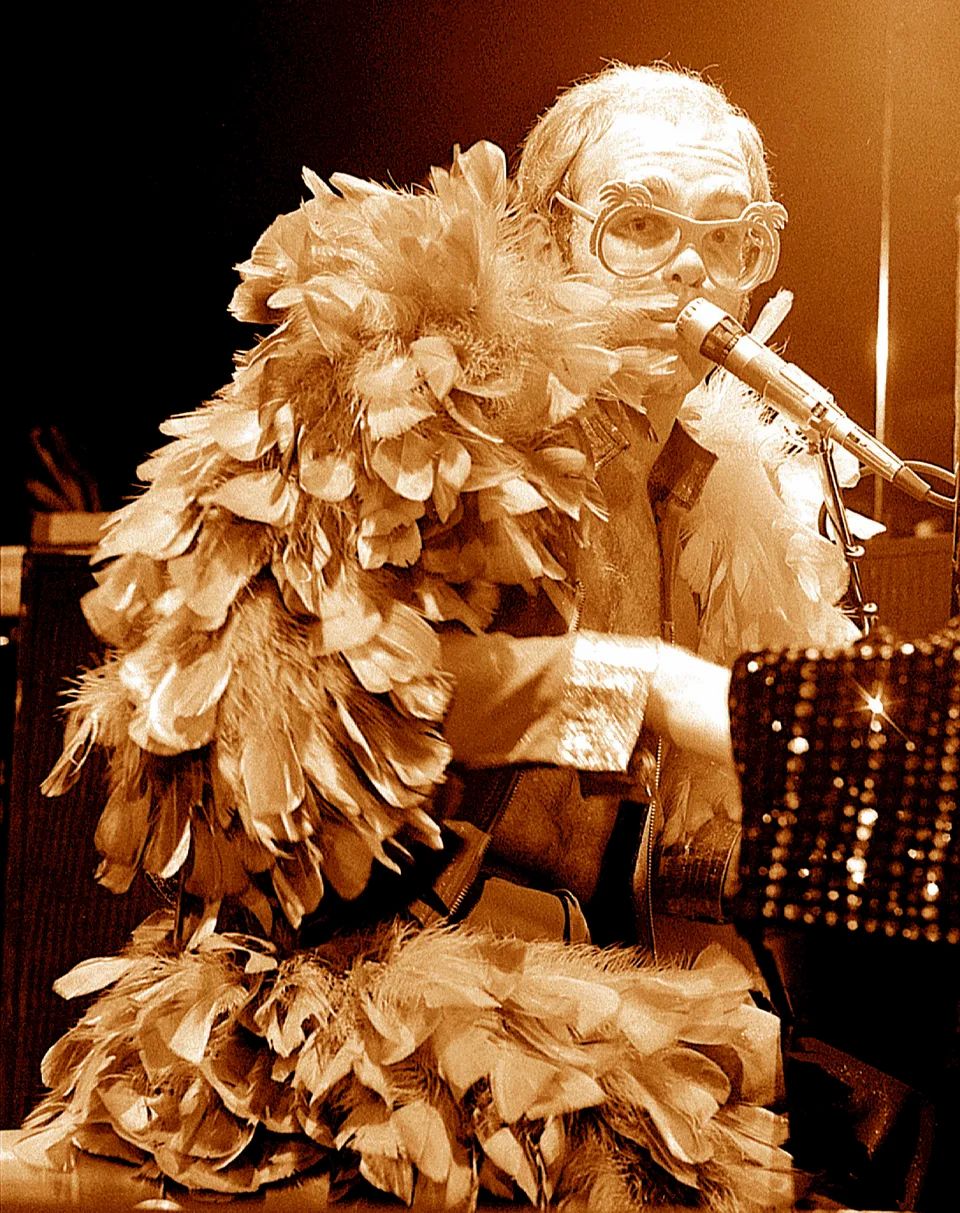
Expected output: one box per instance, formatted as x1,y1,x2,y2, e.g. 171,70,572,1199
813,439,956,637
814,437,877,636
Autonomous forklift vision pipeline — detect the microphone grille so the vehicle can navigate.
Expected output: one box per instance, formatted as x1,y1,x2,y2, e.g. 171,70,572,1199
675,298,729,355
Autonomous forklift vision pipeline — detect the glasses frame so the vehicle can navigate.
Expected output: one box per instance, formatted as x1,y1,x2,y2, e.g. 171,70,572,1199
554,180,788,292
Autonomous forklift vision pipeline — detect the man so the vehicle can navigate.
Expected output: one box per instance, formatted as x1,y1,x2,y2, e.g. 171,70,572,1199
439,63,850,938
29,64,853,1210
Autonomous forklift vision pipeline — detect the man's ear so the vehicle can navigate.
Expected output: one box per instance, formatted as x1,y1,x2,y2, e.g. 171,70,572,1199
548,208,575,267
524,209,572,271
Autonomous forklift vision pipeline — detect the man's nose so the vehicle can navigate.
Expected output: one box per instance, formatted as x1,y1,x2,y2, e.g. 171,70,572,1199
664,241,707,288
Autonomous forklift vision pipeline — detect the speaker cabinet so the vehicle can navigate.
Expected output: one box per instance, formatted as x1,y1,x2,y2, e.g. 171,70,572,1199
1,549,158,1125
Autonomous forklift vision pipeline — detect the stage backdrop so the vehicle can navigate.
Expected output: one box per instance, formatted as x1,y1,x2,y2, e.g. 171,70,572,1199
5,0,957,540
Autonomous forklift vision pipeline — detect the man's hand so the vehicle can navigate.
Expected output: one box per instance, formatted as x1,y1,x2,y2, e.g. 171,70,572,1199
646,644,735,770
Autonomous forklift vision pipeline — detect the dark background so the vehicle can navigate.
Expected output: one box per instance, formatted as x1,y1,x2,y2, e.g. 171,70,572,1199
5,0,958,538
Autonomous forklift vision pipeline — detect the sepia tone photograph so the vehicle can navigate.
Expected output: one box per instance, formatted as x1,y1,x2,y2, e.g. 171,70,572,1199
1,2,957,1210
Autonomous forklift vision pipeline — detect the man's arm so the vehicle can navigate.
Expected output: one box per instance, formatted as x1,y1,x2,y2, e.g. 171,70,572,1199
440,629,661,772
439,629,742,916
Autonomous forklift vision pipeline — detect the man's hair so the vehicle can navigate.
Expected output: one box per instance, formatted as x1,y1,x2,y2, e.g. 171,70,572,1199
515,63,772,251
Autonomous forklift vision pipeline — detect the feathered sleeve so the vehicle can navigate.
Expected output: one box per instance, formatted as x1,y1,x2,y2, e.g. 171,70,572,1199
42,142,670,938
676,294,860,664
653,294,863,913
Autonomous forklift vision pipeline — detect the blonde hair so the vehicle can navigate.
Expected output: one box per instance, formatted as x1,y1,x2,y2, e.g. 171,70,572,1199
516,63,772,252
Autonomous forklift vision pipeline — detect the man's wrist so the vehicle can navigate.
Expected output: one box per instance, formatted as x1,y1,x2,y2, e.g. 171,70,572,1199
655,817,744,921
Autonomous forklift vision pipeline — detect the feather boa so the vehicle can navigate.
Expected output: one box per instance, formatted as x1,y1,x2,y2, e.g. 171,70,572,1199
22,912,794,1210
42,142,671,936
677,297,860,664
656,295,860,849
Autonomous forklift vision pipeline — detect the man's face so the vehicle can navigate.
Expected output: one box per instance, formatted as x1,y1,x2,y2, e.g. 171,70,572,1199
566,114,755,399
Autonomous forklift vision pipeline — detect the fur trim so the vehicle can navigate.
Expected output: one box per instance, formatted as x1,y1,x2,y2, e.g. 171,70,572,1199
23,912,794,1209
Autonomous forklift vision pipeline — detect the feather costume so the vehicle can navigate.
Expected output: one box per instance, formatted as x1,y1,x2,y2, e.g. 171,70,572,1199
42,142,673,937
26,143,855,1208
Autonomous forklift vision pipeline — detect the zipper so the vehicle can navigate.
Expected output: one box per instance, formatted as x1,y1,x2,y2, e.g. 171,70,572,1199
443,769,525,921
642,737,663,964
570,578,586,632
641,495,682,962
412,767,524,926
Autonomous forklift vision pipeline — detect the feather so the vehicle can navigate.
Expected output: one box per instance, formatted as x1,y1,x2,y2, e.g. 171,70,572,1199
210,468,297,526
356,352,434,440
97,486,201,563
239,723,307,848
357,503,424,569
24,917,794,1208
749,288,793,346
93,781,152,893
166,524,266,628
411,335,461,400
481,1127,540,1203
343,602,442,693
81,554,166,648
148,646,233,749
391,1101,455,1184
453,139,508,208
204,405,271,462
318,818,376,899
41,709,99,795
298,441,356,502
368,431,436,501
270,841,326,929
433,1019,501,1098
139,767,197,879
311,571,383,654
551,279,612,315
486,475,550,517
52,955,136,1001
444,393,504,443
547,374,586,426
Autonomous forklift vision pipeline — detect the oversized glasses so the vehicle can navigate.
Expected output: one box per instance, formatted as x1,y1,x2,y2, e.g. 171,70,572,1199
554,181,788,292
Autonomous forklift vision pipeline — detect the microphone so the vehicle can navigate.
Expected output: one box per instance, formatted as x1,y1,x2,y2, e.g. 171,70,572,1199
675,298,934,503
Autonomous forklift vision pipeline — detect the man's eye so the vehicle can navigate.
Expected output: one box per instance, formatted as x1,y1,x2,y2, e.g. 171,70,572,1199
622,215,649,236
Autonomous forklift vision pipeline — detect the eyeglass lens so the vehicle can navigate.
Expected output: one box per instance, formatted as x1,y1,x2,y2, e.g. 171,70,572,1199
601,209,764,287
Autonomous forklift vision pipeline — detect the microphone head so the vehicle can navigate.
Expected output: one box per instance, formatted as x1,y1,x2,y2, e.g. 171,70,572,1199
675,298,730,357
